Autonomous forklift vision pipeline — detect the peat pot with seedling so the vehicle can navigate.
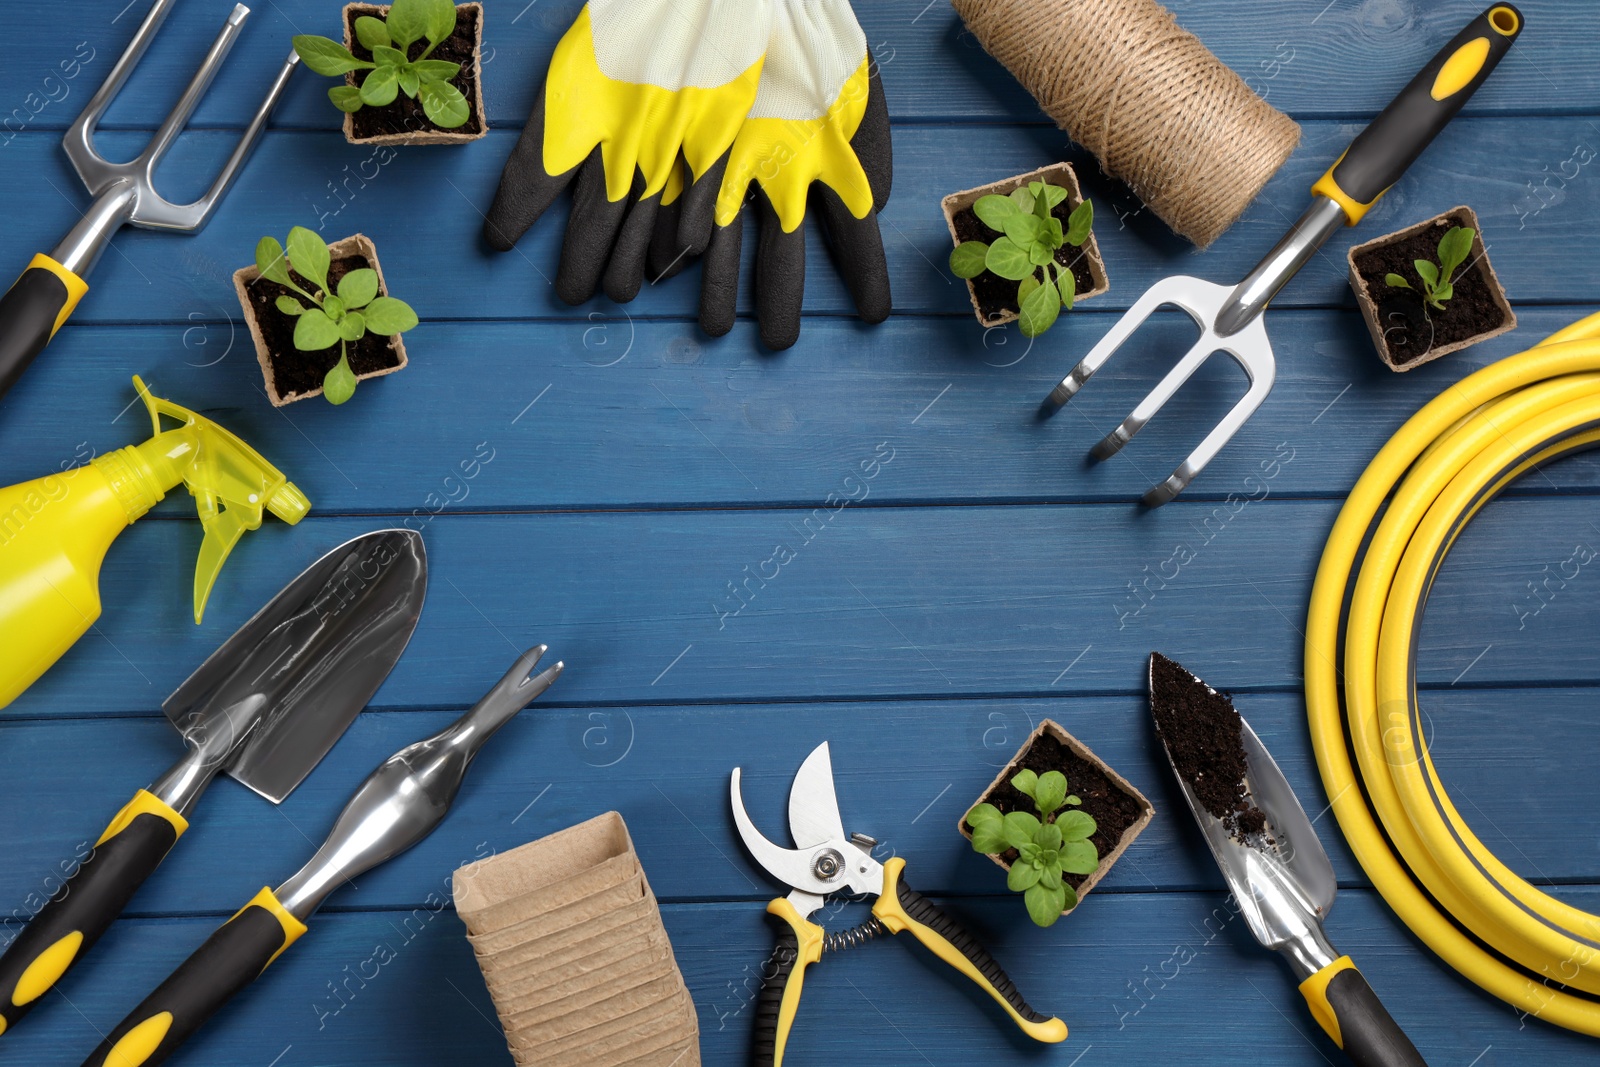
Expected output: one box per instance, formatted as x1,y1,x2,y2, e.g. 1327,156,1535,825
1348,205,1516,371
293,0,487,145
944,163,1108,337
234,228,418,406
962,719,1154,925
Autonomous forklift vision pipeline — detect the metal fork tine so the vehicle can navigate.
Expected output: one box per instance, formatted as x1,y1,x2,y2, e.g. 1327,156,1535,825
138,5,251,168
65,0,179,149
1038,280,1187,415
1144,364,1275,507
1089,333,1219,461
182,50,300,221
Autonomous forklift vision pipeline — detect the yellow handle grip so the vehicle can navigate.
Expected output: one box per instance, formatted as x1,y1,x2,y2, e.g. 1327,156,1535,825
753,898,824,1067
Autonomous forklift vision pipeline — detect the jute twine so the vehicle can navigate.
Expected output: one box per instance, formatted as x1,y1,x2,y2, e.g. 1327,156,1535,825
951,0,1300,248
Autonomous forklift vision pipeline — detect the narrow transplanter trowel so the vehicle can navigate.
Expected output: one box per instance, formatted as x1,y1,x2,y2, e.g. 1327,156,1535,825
0,529,427,1036
1149,655,1428,1067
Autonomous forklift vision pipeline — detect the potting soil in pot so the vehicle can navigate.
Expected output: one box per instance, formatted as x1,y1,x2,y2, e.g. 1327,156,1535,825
345,4,485,140
1351,211,1510,365
245,251,404,400
953,198,1099,324
1148,652,1268,843
985,731,1143,889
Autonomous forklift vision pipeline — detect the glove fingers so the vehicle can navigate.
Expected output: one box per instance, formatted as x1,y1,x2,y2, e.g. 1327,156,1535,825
754,189,806,351
814,184,890,326
699,211,744,339
852,63,893,214
557,154,635,306
648,152,729,284
603,190,660,304
485,84,574,251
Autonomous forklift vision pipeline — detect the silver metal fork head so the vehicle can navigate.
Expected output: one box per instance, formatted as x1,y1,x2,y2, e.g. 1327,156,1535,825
51,0,300,274
1039,275,1277,507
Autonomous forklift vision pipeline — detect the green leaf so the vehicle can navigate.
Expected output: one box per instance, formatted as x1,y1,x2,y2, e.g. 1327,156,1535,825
338,310,367,342
1033,184,1051,221
1007,860,1042,892
1017,841,1041,864
1042,215,1064,248
1385,273,1413,291
966,802,1002,827
1060,839,1100,875
1002,212,1042,247
413,59,462,82
323,353,358,405
1034,182,1068,211
1009,187,1034,213
1064,794,1082,806
354,15,391,50
328,85,365,112
293,308,340,351
384,0,428,48
949,241,989,279
1034,820,1063,851
364,296,419,335
1056,808,1097,843
399,66,421,98
1431,282,1453,308
1018,279,1060,338
322,295,346,320
360,62,400,107
967,808,1009,854
1414,260,1440,290
1061,885,1079,912
1010,769,1039,800
1037,864,1062,890
292,35,373,75
372,44,409,68
1065,198,1094,245
422,0,459,45
1017,274,1041,307
255,236,292,287
1437,225,1476,279
984,237,1032,281
1033,771,1068,816
1024,882,1066,927
419,78,469,128
973,194,1019,231
337,268,380,309
1028,244,1053,267
274,295,305,317
1058,268,1075,311
286,227,331,294
1001,810,1041,851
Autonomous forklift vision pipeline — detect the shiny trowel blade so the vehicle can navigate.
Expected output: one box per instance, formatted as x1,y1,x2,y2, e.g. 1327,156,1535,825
788,741,847,850
1147,654,1337,955
163,529,428,803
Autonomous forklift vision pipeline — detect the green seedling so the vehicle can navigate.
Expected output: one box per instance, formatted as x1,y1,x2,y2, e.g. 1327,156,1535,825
293,0,470,129
950,181,1095,339
256,227,418,405
1384,224,1476,312
966,768,1099,928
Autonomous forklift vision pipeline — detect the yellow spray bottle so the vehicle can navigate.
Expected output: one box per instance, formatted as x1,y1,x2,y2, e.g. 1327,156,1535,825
0,376,310,708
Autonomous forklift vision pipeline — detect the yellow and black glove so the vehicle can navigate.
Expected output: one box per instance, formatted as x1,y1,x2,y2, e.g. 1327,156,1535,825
484,0,773,305
651,0,892,350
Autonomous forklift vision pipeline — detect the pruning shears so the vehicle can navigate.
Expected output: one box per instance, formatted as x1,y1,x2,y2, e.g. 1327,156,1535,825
730,741,1068,1066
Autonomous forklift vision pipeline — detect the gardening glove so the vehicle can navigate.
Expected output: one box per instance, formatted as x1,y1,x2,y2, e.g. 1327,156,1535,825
483,0,772,305
649,0,892,350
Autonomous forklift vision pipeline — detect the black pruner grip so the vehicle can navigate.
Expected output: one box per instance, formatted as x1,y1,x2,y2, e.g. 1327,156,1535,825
1313,5,1522,224
0,254,88,399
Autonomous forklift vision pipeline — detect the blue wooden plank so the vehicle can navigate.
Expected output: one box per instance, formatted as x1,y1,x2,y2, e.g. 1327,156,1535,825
6,307,1600,514
0,891,1594,1065
0,686,1594,918
0,118,1592,329
2,0,1593,132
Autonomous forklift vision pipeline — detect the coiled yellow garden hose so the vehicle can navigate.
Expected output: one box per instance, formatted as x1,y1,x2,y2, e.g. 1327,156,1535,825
1306,310,1600,1036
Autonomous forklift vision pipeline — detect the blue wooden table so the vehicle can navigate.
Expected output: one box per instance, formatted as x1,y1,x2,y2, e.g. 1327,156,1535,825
2,0,1599,1063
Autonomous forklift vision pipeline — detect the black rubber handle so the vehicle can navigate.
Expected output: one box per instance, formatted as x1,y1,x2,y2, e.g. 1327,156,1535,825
0,264,74,399
1319,5,1521,216
80,891,303,1067
1323,965,1430,1067
0,794,183,1033
752,900,819,1067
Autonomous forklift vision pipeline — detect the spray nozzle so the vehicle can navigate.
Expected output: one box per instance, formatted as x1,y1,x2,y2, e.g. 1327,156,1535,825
114,377,310,622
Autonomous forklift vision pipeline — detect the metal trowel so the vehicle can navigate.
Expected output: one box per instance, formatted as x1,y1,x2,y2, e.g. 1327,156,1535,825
0,529,426,1035
1148,653,1428,1067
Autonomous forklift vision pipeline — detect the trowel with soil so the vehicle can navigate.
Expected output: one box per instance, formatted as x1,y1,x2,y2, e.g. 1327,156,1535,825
1147,652,1428,1067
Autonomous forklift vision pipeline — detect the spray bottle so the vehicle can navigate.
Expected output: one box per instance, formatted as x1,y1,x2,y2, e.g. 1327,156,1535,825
0,376,310,708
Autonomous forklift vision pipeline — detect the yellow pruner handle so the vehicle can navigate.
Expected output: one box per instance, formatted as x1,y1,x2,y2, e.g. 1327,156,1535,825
753,898,825,1067
871,857,1067,1044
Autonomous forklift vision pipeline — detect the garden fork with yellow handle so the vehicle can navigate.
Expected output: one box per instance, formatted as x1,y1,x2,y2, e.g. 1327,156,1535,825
0,0,298,400
732,741,1067,1066
1039,5,1522,505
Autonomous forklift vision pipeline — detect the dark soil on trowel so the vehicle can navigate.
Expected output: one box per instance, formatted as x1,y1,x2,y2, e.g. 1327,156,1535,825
1148,652,1269,843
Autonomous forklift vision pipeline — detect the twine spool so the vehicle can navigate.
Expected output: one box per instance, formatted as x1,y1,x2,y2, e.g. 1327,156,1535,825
951,0,1301,248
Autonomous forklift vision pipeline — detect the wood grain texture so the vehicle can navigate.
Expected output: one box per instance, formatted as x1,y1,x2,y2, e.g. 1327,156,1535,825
0,0,1596,1063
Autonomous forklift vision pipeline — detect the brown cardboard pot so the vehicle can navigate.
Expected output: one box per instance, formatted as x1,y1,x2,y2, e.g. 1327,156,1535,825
1347,205,1516,372
341,2,487,145
958,719,1154,916
942,163,1109,328
233,233,409,407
